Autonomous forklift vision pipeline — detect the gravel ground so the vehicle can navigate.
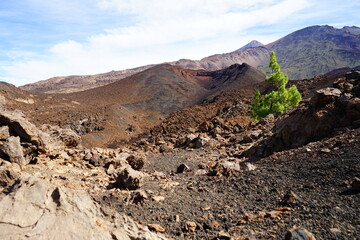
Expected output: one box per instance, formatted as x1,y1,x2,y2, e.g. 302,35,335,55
97,129,360,239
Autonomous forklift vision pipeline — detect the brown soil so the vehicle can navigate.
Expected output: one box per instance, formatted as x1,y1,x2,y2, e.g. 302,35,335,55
1,63,265,148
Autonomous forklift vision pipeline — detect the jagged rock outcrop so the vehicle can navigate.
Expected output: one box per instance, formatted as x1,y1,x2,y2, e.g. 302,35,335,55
0,109,82,166
246,70,360,157
0,174,168,240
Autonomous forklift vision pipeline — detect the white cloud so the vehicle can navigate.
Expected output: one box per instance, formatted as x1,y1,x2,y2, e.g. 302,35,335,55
2,0,311,86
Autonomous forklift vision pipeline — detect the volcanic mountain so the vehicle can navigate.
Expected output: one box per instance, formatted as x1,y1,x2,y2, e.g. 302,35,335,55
20,25,360,94
265,25,360,79
3,63,265,147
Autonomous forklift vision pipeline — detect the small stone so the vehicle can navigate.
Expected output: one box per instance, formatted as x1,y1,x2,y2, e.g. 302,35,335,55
0,166,19,187
177,163,191,173
350,177,360,191
89,152,101,167
83,151,92,161
217,231,231,240
115,166,143,190
126,155,145,170
194,169,208,175
285,226,316,240
185,221,197,232
320,148,331,153
195,136,210,149
281,191,302,206
242,162,257,171
147,223,165,233
174,215,180,222
106,164,116,175
344,83,353,93
329,228,341,234
130,190,148,204
0,126,10,140
152,195,165,202
184,134,198,146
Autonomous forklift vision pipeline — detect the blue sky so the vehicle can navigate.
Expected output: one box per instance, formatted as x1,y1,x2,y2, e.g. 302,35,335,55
0,0,359,86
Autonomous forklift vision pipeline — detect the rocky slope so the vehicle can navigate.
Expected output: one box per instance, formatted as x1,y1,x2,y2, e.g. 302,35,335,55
265,25,360,79
20,64,154,94
20,25,360,94
105,69,360,240
1,70,359,239
2,63,265,148
0,107,168,240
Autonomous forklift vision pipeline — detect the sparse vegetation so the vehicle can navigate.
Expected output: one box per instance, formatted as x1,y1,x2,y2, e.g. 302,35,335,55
250,51,302,121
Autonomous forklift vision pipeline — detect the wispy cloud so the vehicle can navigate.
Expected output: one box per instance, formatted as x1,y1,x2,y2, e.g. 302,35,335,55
0,0,358,86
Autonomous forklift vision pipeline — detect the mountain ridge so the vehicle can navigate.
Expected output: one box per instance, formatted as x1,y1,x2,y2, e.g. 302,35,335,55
20,25,360,93
4,63,265,147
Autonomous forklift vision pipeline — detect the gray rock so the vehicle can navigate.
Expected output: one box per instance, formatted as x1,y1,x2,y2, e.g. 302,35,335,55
184,134,198,146
344,83,353,93
106,164,116,175
0,110,46,150
0,126,10,140
126,154,145,170
0,165,19,187
115,166,144,190
177,163,191,173
345,70,360,80
40,124,81,148
311,87,341,107
0,175,168,240
0,136,27,166
285,226,316,240
281,191,302,206
195,136,210,149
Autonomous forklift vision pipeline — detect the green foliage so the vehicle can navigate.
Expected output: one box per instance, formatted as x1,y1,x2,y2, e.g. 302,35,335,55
250,51,302,121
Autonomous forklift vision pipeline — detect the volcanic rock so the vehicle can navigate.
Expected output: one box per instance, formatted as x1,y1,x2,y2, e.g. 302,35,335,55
115,166,144,190
0,174,167,240
350,177,360,192
0,165,19,188
126,154,145,170
148,224,166,233
0,136,26,166
311,87,341,106
0,126,10,140
177,163,191,173
184,221,197,232
284,226,316,240
281,191,302,206
0,110,47,150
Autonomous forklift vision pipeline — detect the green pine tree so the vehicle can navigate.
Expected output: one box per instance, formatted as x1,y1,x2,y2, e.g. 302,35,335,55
250,51,302,121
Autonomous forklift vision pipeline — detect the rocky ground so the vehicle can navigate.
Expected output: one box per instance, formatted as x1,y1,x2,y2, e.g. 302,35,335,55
0,70,359,239
100,129,360,239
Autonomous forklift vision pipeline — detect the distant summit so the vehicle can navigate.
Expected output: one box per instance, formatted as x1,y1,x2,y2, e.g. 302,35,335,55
21,25,360,93
266,25,360,79
238,40,264,50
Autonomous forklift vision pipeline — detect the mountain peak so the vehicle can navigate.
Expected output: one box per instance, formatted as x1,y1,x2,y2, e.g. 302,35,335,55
238,40,264,51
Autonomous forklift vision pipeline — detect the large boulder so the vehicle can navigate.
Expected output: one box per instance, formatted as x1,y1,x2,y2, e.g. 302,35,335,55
114,166,144,190
0,136,27,166
311,87,341,107
0,110,47,151
0,175,167,240
40,124,81,148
